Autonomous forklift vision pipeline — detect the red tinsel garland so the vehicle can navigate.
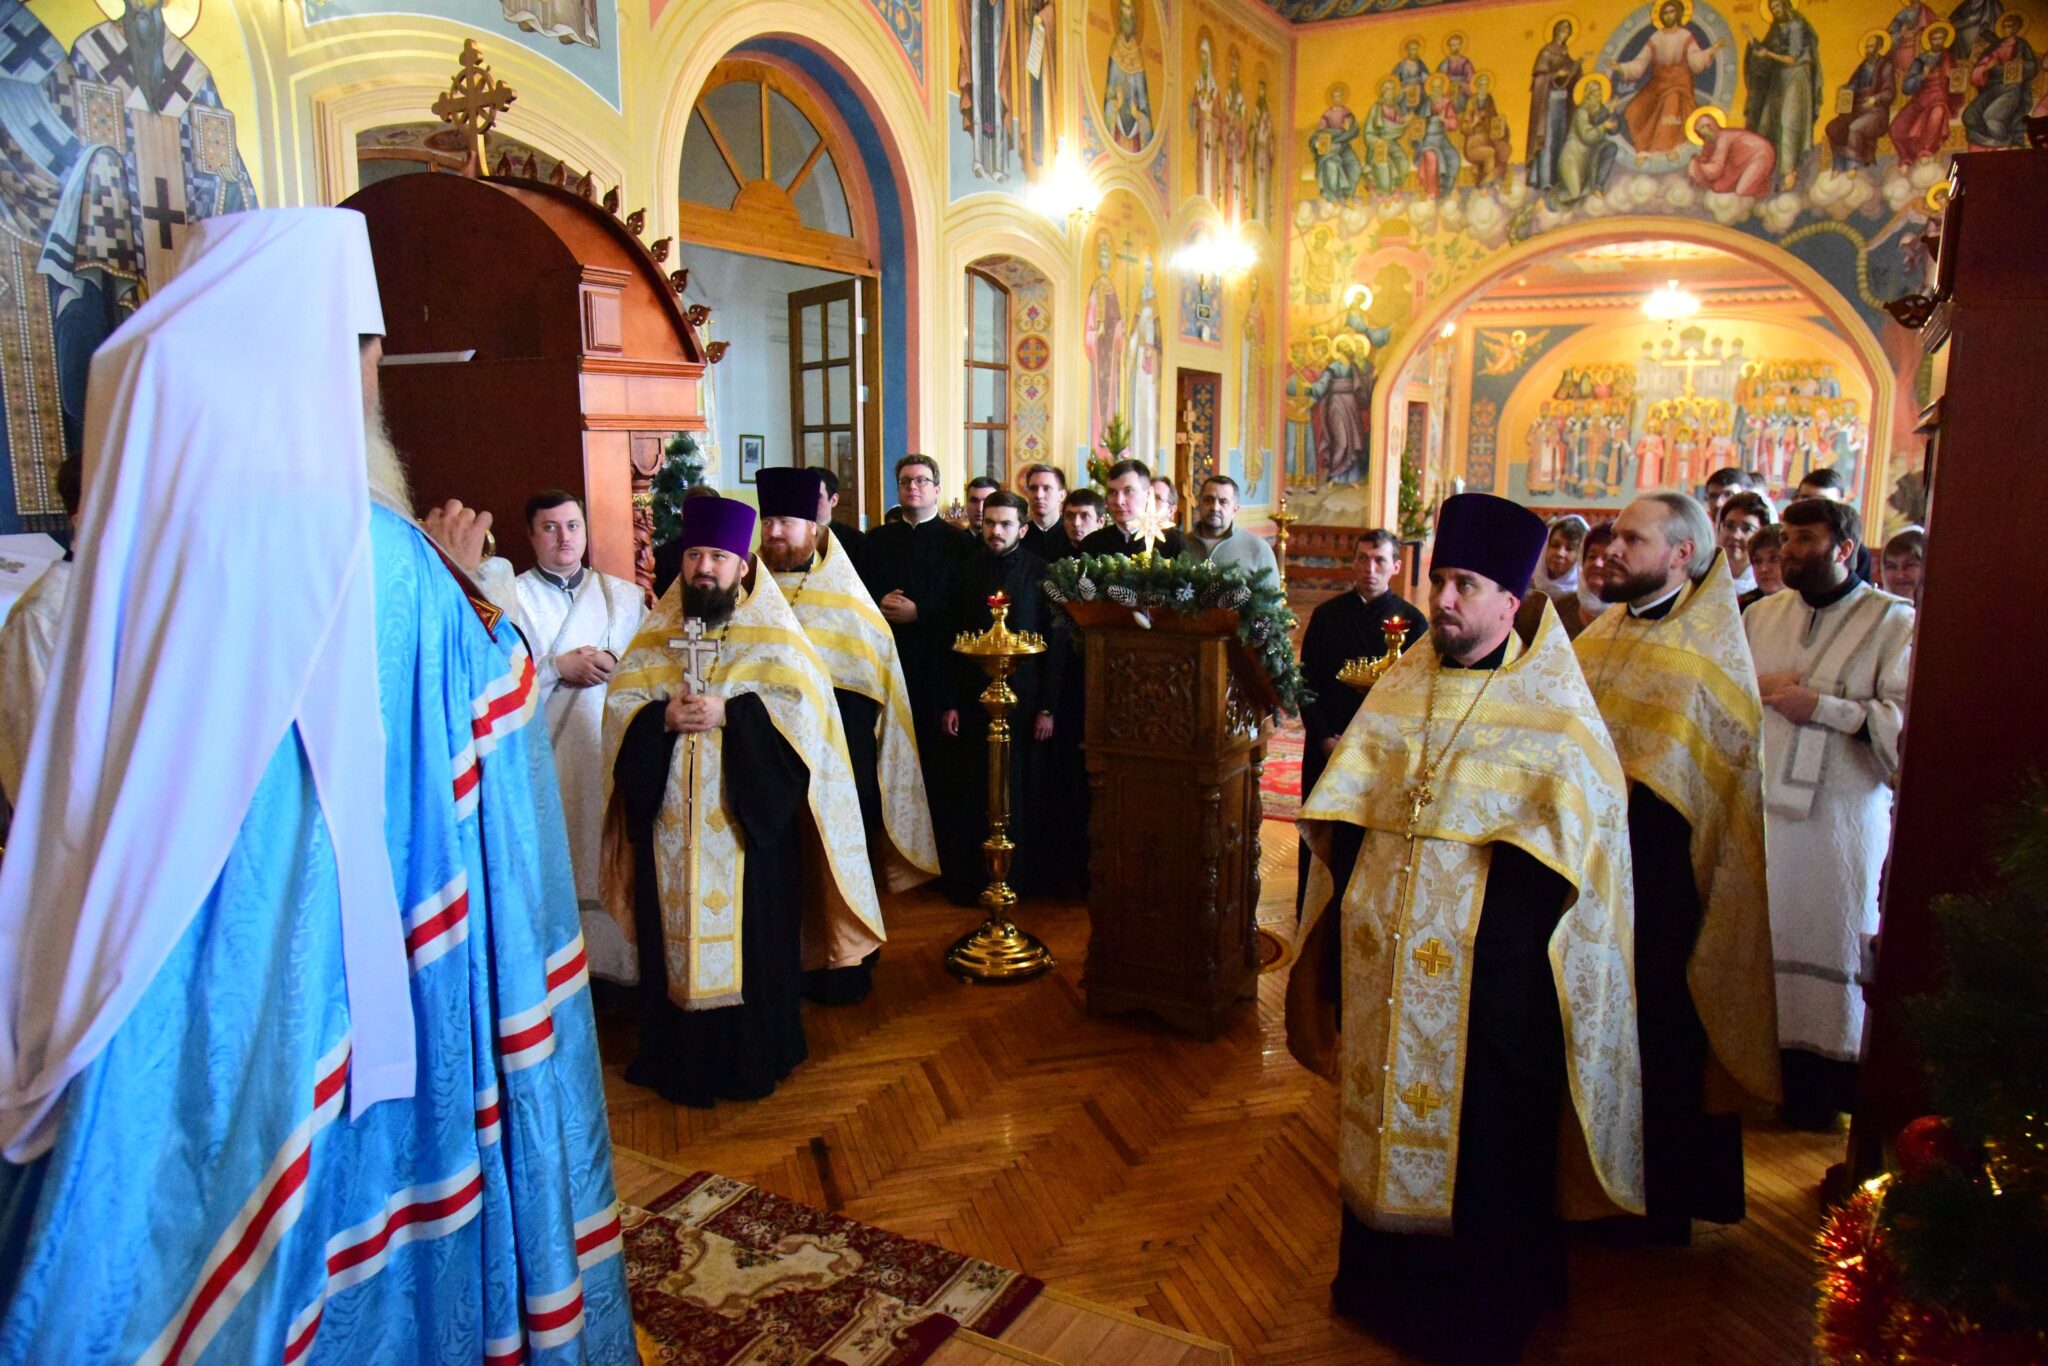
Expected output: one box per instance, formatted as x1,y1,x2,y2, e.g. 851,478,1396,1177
1816,1184,2048,1365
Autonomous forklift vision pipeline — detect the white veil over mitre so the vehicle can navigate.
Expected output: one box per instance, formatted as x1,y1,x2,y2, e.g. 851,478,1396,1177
0,208,415,1161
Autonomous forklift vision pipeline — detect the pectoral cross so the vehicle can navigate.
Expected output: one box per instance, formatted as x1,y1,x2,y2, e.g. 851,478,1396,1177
668,617,722,694
1403,781,1434,840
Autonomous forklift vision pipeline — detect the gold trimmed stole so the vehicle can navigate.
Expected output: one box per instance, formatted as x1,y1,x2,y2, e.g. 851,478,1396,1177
772,528,939,891
599,565,884,1010
1288,599,1644,1233
1576,553,1781,1110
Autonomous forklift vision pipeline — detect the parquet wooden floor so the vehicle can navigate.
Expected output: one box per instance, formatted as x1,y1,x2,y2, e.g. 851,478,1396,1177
600,821,1841,1364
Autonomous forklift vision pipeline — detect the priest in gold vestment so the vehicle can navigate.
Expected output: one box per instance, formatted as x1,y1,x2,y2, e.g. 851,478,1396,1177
1288,493,1642,1365
756,466,938,1002
1577,495,1780,1245
601,496,884,1107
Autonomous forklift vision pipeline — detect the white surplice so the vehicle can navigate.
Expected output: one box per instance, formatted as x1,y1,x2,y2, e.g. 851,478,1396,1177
1745,580,1914,1061
0,559,71,809
512,565,646,982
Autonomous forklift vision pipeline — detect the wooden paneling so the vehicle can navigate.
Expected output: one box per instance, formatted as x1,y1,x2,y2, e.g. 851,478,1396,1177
1856,148,2048,1166
602,825,1839,1363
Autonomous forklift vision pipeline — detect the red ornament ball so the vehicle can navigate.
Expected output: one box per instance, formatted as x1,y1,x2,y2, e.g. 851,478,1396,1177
1895,1115,1970,1180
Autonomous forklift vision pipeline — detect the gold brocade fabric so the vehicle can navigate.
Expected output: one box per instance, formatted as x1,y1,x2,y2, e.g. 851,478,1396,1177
773,528,939,892
1575,554,1781,1110
599,565,884,1011
1287,599,1644,1233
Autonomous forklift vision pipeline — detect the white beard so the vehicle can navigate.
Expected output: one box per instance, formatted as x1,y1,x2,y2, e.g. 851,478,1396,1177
364,399,412,516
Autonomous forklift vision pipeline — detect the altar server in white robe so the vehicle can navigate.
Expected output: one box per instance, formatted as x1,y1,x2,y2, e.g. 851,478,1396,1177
513,488,647,982
1745,496,1913,1129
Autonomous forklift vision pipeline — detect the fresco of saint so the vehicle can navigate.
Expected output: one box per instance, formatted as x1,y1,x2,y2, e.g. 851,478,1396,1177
1101,0,1155,153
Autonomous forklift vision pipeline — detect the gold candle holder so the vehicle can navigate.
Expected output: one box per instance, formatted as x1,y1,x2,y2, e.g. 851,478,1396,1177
1271,496,1299,587
946,591,1056,982
1337,614,1414,693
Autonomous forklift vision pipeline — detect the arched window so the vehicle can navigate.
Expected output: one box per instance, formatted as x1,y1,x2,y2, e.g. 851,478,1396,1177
964,268,1010,483
679,61,873,276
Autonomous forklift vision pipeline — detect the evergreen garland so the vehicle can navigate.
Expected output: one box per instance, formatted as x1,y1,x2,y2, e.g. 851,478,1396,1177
1042,552,1308,715
649,432,707,547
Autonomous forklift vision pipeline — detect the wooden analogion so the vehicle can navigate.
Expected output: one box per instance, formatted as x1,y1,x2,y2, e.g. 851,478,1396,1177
1072,605,1270,1038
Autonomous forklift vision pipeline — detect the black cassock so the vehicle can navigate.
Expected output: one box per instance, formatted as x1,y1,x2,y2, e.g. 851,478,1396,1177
937,544,1068,904
1630,785,1745,1241
1039,531,1091,898
806,686,883,1005
1021,521,1074,563
1332,840,1573,1366
858,515,976,758
1077,523,1189,560
615,692,809,1109
1297,589,1424,916
860,515,975,898
1326,634,1570,1366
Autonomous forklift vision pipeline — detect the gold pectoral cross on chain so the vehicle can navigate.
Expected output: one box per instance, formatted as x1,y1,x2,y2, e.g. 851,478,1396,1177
1404,780,1435,840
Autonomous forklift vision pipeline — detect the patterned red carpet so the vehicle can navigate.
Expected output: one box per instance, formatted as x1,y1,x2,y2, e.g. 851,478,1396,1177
626,1171,1042,1365
1261,718,1305,823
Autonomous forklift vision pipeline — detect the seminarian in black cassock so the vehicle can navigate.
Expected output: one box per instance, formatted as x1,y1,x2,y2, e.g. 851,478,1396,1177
755,466,942,1005
604,496,886,1109
1295,527,1424,916
1288,495,1644,1366
858,455,977,841
937,492,1068,904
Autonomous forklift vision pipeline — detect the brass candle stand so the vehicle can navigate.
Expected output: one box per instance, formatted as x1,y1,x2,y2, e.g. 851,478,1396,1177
1337,615,1415,693
946,591,1056,982
1271,496,1298,586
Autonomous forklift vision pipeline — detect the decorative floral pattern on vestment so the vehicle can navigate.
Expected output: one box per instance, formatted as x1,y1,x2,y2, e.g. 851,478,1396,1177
774,529,939,890
1293,601,1645,1231
1576,552,1781,1109
602,568,883,1009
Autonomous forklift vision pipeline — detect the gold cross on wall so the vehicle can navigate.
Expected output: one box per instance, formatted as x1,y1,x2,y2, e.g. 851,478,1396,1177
1399,1080,1446,1121
1411,938,1454,978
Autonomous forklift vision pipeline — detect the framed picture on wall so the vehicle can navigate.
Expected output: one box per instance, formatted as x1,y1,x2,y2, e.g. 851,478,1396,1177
738,434,765,484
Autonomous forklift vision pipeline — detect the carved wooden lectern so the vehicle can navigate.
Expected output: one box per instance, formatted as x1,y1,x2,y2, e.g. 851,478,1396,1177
1070,604,1272,1038
342,173,709,595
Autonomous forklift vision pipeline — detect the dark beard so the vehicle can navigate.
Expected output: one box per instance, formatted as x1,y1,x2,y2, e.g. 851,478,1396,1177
682,582,740,624
1600,565,1669,604
1781,553,1846,595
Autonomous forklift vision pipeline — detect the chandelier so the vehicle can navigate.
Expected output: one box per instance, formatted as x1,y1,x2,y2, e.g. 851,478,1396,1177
1026,140,1103,225
1642,278,1702,323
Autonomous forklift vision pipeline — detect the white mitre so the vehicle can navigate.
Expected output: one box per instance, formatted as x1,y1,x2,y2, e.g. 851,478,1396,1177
0,209,412,1161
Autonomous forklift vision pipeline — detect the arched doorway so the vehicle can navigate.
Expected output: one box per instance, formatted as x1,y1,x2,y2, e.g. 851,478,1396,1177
674,46,915,526
1365,220,1894,536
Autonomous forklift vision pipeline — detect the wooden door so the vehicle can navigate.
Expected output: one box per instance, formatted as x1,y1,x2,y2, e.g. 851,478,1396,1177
1174,368,1222,527
788,279,868,521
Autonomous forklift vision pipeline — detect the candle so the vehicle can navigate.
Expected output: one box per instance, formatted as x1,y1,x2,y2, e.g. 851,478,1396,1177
987,591,1009,608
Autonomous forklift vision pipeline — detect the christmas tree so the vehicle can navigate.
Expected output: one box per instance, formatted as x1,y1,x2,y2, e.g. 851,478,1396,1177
1816,777,2048,1364
648,432,707,548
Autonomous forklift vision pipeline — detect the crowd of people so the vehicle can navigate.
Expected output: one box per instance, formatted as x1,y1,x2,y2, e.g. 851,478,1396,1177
0,211,1923,1363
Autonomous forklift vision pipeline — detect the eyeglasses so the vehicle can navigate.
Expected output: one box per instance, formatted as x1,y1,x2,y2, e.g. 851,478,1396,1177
898,475,936,488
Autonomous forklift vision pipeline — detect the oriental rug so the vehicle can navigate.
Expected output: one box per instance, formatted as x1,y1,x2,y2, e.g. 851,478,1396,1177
625,1171,1043,1366
1259,720,1304,823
